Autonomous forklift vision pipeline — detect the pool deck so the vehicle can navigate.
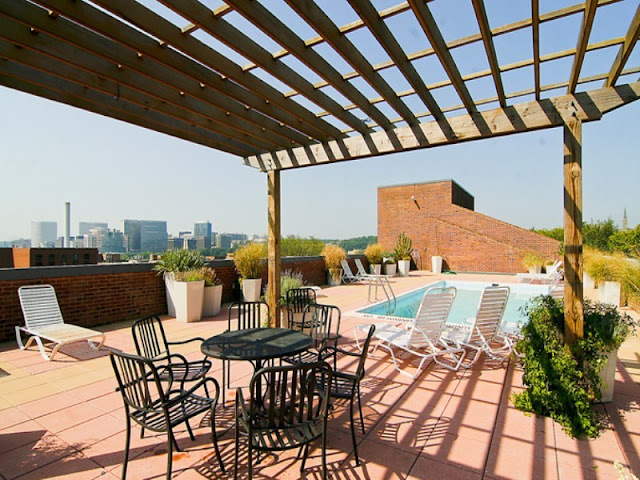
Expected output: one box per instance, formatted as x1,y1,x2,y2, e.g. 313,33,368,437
0,272,638,479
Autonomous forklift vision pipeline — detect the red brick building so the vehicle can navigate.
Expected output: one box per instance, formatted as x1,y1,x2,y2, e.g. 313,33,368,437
378,180,560,273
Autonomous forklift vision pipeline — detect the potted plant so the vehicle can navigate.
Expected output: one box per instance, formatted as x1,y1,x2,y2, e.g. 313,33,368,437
265,270,305,327
321,244,346,286
364,243,384,275
233,243,264,302
584,250,623,306
172,269,205,322
522,251,543,274
383,254,397,276
201,267,223,317
394,232,413,277
513,296,635,438
154,249,205,317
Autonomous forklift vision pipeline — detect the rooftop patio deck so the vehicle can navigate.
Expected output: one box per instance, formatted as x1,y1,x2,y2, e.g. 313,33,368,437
0,272,638,480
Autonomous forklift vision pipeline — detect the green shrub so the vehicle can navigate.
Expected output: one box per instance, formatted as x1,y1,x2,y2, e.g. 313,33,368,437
263,270,305,306
173,269,205,282
199,267,221,287
513,296,636,438
154,249,204,274
233,243,264,279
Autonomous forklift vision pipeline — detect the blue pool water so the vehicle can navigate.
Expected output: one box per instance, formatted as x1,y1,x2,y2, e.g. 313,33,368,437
356,281,548,332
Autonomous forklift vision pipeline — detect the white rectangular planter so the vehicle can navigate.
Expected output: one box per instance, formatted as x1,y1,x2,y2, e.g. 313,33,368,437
203,284,223,317
164,272,176,317
432,256,443,274
599,350,617,403
242,278,262,302
370,264,382,275
583,273,595,289
384,263,397,276
398,260,410,277
599,281,621,307
174,280,204,323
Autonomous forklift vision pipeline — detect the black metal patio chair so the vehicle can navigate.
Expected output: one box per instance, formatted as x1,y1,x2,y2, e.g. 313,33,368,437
286,287,317,330
131,315,211,389
282,303,341,365
318,324,376,465
234,361,333,479
109,350,225,480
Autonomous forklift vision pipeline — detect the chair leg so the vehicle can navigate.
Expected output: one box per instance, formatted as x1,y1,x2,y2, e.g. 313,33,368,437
349,397,360,465
166,427,174,480
185,418,195,442
122,416,131,480
211,406,225,473
234,416,240,480
300,443,311,472
222,360,227,405
357,384,365,435
322,429,328,479
248,436,253,480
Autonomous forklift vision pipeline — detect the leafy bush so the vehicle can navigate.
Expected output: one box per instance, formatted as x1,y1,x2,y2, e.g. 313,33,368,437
263,270,304,306
200,267,221,287
394,232,413,261
321,244,346,271
383,253,396,264
584,218,618,252
154,249,204,274
233,243,264,279
173,269,205,282
513,296,636,438
279,236,325,256
364,243,384,265
608,225,640,256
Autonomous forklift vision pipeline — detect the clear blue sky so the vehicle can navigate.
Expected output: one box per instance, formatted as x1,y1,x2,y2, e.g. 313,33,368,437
0,0,638,241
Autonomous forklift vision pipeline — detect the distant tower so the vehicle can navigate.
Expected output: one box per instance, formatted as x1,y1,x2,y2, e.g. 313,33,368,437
622,208,628,231
64,202,71,248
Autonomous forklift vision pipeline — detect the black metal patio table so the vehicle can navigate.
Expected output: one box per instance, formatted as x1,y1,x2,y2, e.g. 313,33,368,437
201,327,313,403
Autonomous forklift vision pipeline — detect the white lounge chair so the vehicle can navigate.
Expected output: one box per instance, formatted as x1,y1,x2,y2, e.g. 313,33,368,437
515,259,563,284
16,284,106,361
356,286,466,378
341,259,367,284
442,285,511,366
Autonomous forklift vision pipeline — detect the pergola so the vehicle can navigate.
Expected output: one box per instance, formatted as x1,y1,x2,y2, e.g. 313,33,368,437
1,0,639,343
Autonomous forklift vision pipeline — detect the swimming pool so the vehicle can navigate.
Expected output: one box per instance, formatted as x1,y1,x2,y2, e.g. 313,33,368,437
356,280,548,332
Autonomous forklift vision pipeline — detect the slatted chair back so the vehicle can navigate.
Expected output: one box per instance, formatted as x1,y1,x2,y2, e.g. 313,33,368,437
408,286,457,347
110,350,163,414
229,301,269,331
354,258,369,276
18,285,65,330
341,259,357,279
249,362,332,432
354,324,376,379
467,285,510,345
286,288,317,314
132,315,170,360
304,304,341,348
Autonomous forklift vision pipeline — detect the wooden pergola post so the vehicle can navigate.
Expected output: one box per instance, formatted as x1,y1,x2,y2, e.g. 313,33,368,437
267,170,281,327
563,115,584,345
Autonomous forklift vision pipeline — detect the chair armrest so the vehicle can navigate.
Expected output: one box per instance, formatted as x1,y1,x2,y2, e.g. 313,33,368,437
167,337,205,346
235,387,250,430
164,377,221,408
319,345,361,358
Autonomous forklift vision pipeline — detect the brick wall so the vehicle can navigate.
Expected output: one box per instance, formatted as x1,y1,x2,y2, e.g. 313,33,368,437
0,255,363,343
378,180,559,273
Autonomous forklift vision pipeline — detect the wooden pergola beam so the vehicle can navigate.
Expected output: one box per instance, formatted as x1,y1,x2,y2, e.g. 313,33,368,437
604,2,640,87
568,0,598,93
532,0,541,100
285,0,418,126
0,42,260,156
35,0,341,143
224,0,392,131
408,0,477,114
0,63,251,155
472,0,507,107
267,170,281,328
347,0,445,122
244,82,640,170
0,3,302,151
156,0,367,137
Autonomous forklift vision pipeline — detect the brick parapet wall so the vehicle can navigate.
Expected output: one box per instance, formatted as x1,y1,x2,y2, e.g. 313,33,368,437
0,255,365,343
378,181,559,273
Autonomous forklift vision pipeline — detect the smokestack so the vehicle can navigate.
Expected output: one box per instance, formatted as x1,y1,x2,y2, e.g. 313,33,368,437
65,202,71,248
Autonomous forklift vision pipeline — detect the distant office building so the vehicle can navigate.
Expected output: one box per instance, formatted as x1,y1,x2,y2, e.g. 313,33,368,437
79,222,108,235
216,233,247,249
99,229,125,253
195,236,211,250
167,237,184,250
194,221,212,238
124,220,168,253
31,221,57,247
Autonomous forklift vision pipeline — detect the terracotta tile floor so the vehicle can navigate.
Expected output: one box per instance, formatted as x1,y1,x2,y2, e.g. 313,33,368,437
0,272,638,479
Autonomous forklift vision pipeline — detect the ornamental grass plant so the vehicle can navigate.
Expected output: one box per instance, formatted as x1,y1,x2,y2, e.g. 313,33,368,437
233,243,264,279
364,243,384,265
154,249,205,274
513,296,636,438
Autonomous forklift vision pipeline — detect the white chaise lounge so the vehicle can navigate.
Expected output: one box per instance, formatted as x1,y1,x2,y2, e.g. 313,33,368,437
16,284,106,361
